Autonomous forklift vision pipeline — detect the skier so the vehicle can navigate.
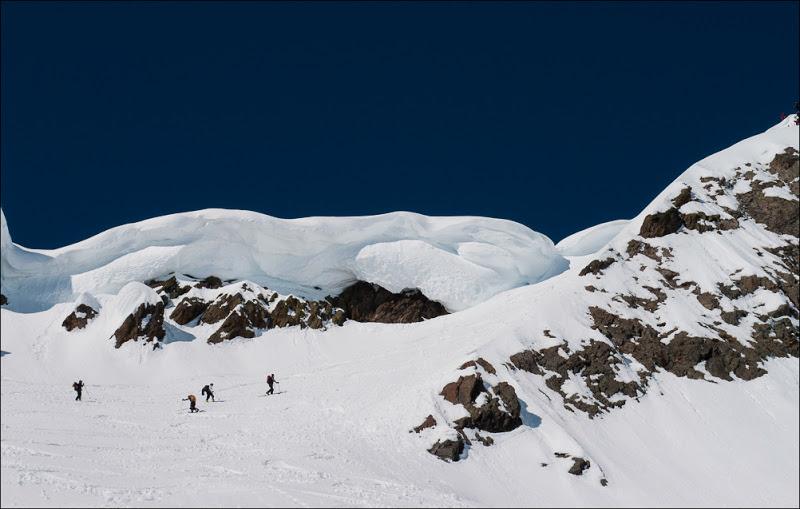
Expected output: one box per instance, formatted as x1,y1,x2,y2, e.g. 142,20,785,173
72,380,85,401
201,383,215,402
183,394,199,413
266,374,277,395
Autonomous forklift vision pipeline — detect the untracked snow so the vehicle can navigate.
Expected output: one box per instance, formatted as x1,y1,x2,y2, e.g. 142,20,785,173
0,210,568,313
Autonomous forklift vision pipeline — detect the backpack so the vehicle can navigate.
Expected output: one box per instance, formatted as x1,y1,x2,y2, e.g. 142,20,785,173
267,376,273,384
72,382,78,391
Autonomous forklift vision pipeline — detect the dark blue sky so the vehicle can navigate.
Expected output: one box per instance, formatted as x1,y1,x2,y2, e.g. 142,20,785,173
2,1,798,249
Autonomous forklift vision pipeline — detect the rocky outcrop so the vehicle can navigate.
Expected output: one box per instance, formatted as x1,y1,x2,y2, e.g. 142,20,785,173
195,276,223,289
639,208,684,238
207,298,269,344
159,281,347,343
0,294,7,306
170,297,210,325
511,149,799,420
428,439,464,462
200,293,245,325
330,281,448,324
268,296,344,329
579,257,617,277
510,338,642,417
411,415,437,433
568,457,591,476
421,358,523,461
638,150,798,239
736,148,799,236
147,276,191,299
62,304,98,331
112,302,166,349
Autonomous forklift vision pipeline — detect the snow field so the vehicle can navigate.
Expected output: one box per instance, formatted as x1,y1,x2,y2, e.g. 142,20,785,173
3,293,798,507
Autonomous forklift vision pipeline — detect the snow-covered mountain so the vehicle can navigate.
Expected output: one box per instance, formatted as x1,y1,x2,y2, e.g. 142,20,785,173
1,116,797,507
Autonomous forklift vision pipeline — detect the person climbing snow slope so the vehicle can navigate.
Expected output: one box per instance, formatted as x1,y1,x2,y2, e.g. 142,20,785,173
183,394,198,413
201,383,215,402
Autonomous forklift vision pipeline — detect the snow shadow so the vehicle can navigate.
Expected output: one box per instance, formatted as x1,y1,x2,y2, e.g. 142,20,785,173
519,400,542,428
161,323,196,344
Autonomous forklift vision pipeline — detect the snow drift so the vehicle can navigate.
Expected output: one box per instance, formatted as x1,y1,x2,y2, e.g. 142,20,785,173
0,210,568,313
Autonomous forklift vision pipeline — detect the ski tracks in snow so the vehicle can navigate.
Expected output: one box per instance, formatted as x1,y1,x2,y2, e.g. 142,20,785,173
1,376,469,507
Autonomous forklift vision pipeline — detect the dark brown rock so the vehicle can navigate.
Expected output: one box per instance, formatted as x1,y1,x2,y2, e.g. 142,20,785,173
412,415,436,433
736,152,799,236
330,281,448,323
62,304,98,331
441,374,485,407
428,438,464,462
201,293,245,325
208,298,269,344
196,276,223,290
568,457,591,475
170,297,210,325
626,240,662,261
579,258,616,277
440,373,522,433
672,186,693,208
696,292,720,310
459,358,497,375
767,147,799,183
112,302,166,348
639,208,683,238
147,276,191,299
269,296,307,329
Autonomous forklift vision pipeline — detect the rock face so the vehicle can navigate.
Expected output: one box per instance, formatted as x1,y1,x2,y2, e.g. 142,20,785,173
569,457,591,476
0,294,7,306
62,304,98,331
144,278,348,344
330,281,448,324
170,297,210,325
428,439,464,462
112,302,166,349
510,148,799,420
146,276,191,299
207,294,269,345
418,358,523,462
270,296,345,330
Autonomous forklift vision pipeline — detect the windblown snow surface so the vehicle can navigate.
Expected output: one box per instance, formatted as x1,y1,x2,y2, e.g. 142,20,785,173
0,209,568,313
1,117,798,508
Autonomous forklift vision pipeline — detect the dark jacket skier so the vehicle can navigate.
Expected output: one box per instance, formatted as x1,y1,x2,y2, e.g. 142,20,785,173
266,374,277,395
73,380,85,401
201,383,215,402
183,394,198,413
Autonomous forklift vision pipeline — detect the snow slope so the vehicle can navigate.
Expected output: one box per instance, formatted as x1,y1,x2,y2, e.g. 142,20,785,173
1,116,798,508
555,219,630,257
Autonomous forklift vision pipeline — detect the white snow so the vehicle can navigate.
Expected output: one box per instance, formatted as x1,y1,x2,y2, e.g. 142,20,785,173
1,210,567,313
555,219,630,257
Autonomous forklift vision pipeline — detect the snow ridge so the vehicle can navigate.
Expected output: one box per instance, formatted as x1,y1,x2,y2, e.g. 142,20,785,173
0,210,568,313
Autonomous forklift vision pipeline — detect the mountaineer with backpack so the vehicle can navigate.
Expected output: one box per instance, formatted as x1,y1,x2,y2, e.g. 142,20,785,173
266,374,277,395
183,394,199,413
72,380,85,401
201,383,215,402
